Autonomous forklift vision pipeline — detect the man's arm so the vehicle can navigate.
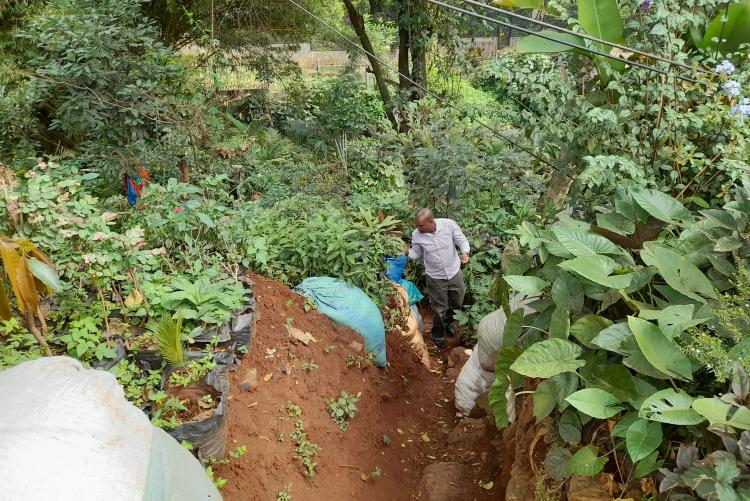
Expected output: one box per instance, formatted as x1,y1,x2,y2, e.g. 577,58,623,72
406,241,423,260
451,221,470,264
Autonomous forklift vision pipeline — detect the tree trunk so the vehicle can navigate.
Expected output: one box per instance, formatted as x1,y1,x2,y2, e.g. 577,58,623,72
398,1,411,94
178,157,190,183
410,43,427,98
342,0,399,131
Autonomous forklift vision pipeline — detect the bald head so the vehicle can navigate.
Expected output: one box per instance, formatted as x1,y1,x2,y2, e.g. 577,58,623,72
415,208,436,234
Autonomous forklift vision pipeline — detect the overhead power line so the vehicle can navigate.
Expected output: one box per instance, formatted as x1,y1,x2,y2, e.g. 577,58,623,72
460,0,706,75
421,0,699,84
283,0,561,171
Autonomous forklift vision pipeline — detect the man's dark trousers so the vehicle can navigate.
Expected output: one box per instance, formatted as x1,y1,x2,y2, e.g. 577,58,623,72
425,269,465,343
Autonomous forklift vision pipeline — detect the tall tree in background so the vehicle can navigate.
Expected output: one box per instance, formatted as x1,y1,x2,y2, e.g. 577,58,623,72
342,0,398,129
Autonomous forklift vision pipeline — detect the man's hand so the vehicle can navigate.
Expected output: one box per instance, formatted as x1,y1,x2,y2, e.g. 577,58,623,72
461,252,470,265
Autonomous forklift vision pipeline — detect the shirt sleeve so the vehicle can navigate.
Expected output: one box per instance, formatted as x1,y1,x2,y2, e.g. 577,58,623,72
408,242,423,260
451,221,470,254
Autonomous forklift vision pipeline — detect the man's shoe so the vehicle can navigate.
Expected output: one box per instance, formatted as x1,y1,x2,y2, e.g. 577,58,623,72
430,336,446,348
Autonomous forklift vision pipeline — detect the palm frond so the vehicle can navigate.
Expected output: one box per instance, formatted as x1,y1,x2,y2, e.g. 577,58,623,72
146,311,185,366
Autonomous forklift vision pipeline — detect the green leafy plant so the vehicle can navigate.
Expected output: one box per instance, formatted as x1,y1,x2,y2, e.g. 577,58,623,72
0,317,44,369
301,360,318,373
290,420,321,477
111,359,162,409
325,391,360,431
160,275,246,327
167,354,216,387
488,184,750,491
205,466,227,490
276,483,293,501
56,316,116,363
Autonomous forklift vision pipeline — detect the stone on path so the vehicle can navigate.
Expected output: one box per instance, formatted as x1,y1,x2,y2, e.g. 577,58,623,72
447,418,489,450
239,368,258,391
417,462,468,501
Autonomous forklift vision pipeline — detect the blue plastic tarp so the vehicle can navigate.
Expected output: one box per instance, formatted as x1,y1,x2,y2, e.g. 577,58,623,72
294,277,386,367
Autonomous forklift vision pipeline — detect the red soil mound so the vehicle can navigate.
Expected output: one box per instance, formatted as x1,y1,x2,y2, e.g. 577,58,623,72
215,273,499,500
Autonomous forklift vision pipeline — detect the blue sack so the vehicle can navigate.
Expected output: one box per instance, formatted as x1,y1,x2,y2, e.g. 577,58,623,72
294,277,386,367
385,255,408,283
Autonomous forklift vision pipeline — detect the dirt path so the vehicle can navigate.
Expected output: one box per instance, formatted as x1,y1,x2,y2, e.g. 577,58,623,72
215,273,501,501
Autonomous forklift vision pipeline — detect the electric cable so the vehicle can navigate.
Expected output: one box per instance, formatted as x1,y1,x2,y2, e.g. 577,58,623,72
459,0,706,74
421,0,698,83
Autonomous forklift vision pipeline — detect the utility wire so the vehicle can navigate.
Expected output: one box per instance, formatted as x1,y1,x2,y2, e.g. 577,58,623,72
460,0,706,74
283,0,560,171
421,0,698,84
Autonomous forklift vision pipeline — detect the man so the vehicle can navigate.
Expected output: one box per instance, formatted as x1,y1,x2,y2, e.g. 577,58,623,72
405,208,470,348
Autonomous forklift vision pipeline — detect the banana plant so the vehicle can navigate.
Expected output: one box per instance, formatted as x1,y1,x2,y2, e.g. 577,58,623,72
692,0,750,57
0,237,63,356
509,0,626,84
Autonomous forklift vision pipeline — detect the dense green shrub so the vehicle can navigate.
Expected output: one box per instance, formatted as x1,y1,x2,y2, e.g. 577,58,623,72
489,182,750,495
11,0,184,150
276,74,387,142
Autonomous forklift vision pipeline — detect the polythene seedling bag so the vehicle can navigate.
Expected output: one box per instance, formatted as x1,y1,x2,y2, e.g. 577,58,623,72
295,277,386,367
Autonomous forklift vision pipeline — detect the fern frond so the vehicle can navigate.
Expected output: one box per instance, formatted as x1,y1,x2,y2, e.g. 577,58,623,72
147,311,185,366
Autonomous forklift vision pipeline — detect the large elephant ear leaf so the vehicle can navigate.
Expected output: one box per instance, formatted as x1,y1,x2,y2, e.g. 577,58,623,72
639,389,704,425
551,227,620,256
566,445,608,476
640,243,718,302
630,187,691,224
503,275,550,296
510,339,585,378
565,388,625,419
627,316,693,381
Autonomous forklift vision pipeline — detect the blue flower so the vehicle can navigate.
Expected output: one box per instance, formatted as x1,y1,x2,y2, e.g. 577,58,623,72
732,98,750,117
715,60,736,75
723,80,742,97
640,0,652,10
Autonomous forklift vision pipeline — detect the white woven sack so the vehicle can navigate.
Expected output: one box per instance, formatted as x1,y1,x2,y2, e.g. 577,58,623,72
476,296,538,371
454,348,495,417
0,356,220,501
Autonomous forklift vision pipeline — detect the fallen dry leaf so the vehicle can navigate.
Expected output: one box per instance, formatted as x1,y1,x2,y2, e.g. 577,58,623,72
288,326,316,345
420,433,430,442
263,373,273,382
124,289,143,308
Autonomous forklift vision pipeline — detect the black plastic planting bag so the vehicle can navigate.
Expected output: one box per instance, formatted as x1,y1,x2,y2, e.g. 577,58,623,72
92,338,127,371
161,354,229,460
230,297,256,356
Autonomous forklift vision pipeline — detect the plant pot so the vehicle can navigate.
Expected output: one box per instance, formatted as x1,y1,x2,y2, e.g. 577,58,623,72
160,353,229,460
229,297,256,357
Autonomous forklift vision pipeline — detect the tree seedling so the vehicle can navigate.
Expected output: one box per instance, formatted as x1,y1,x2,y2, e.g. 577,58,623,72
301,360,318,372
276,484,293,501
290,420,320,477
324,391,360,431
